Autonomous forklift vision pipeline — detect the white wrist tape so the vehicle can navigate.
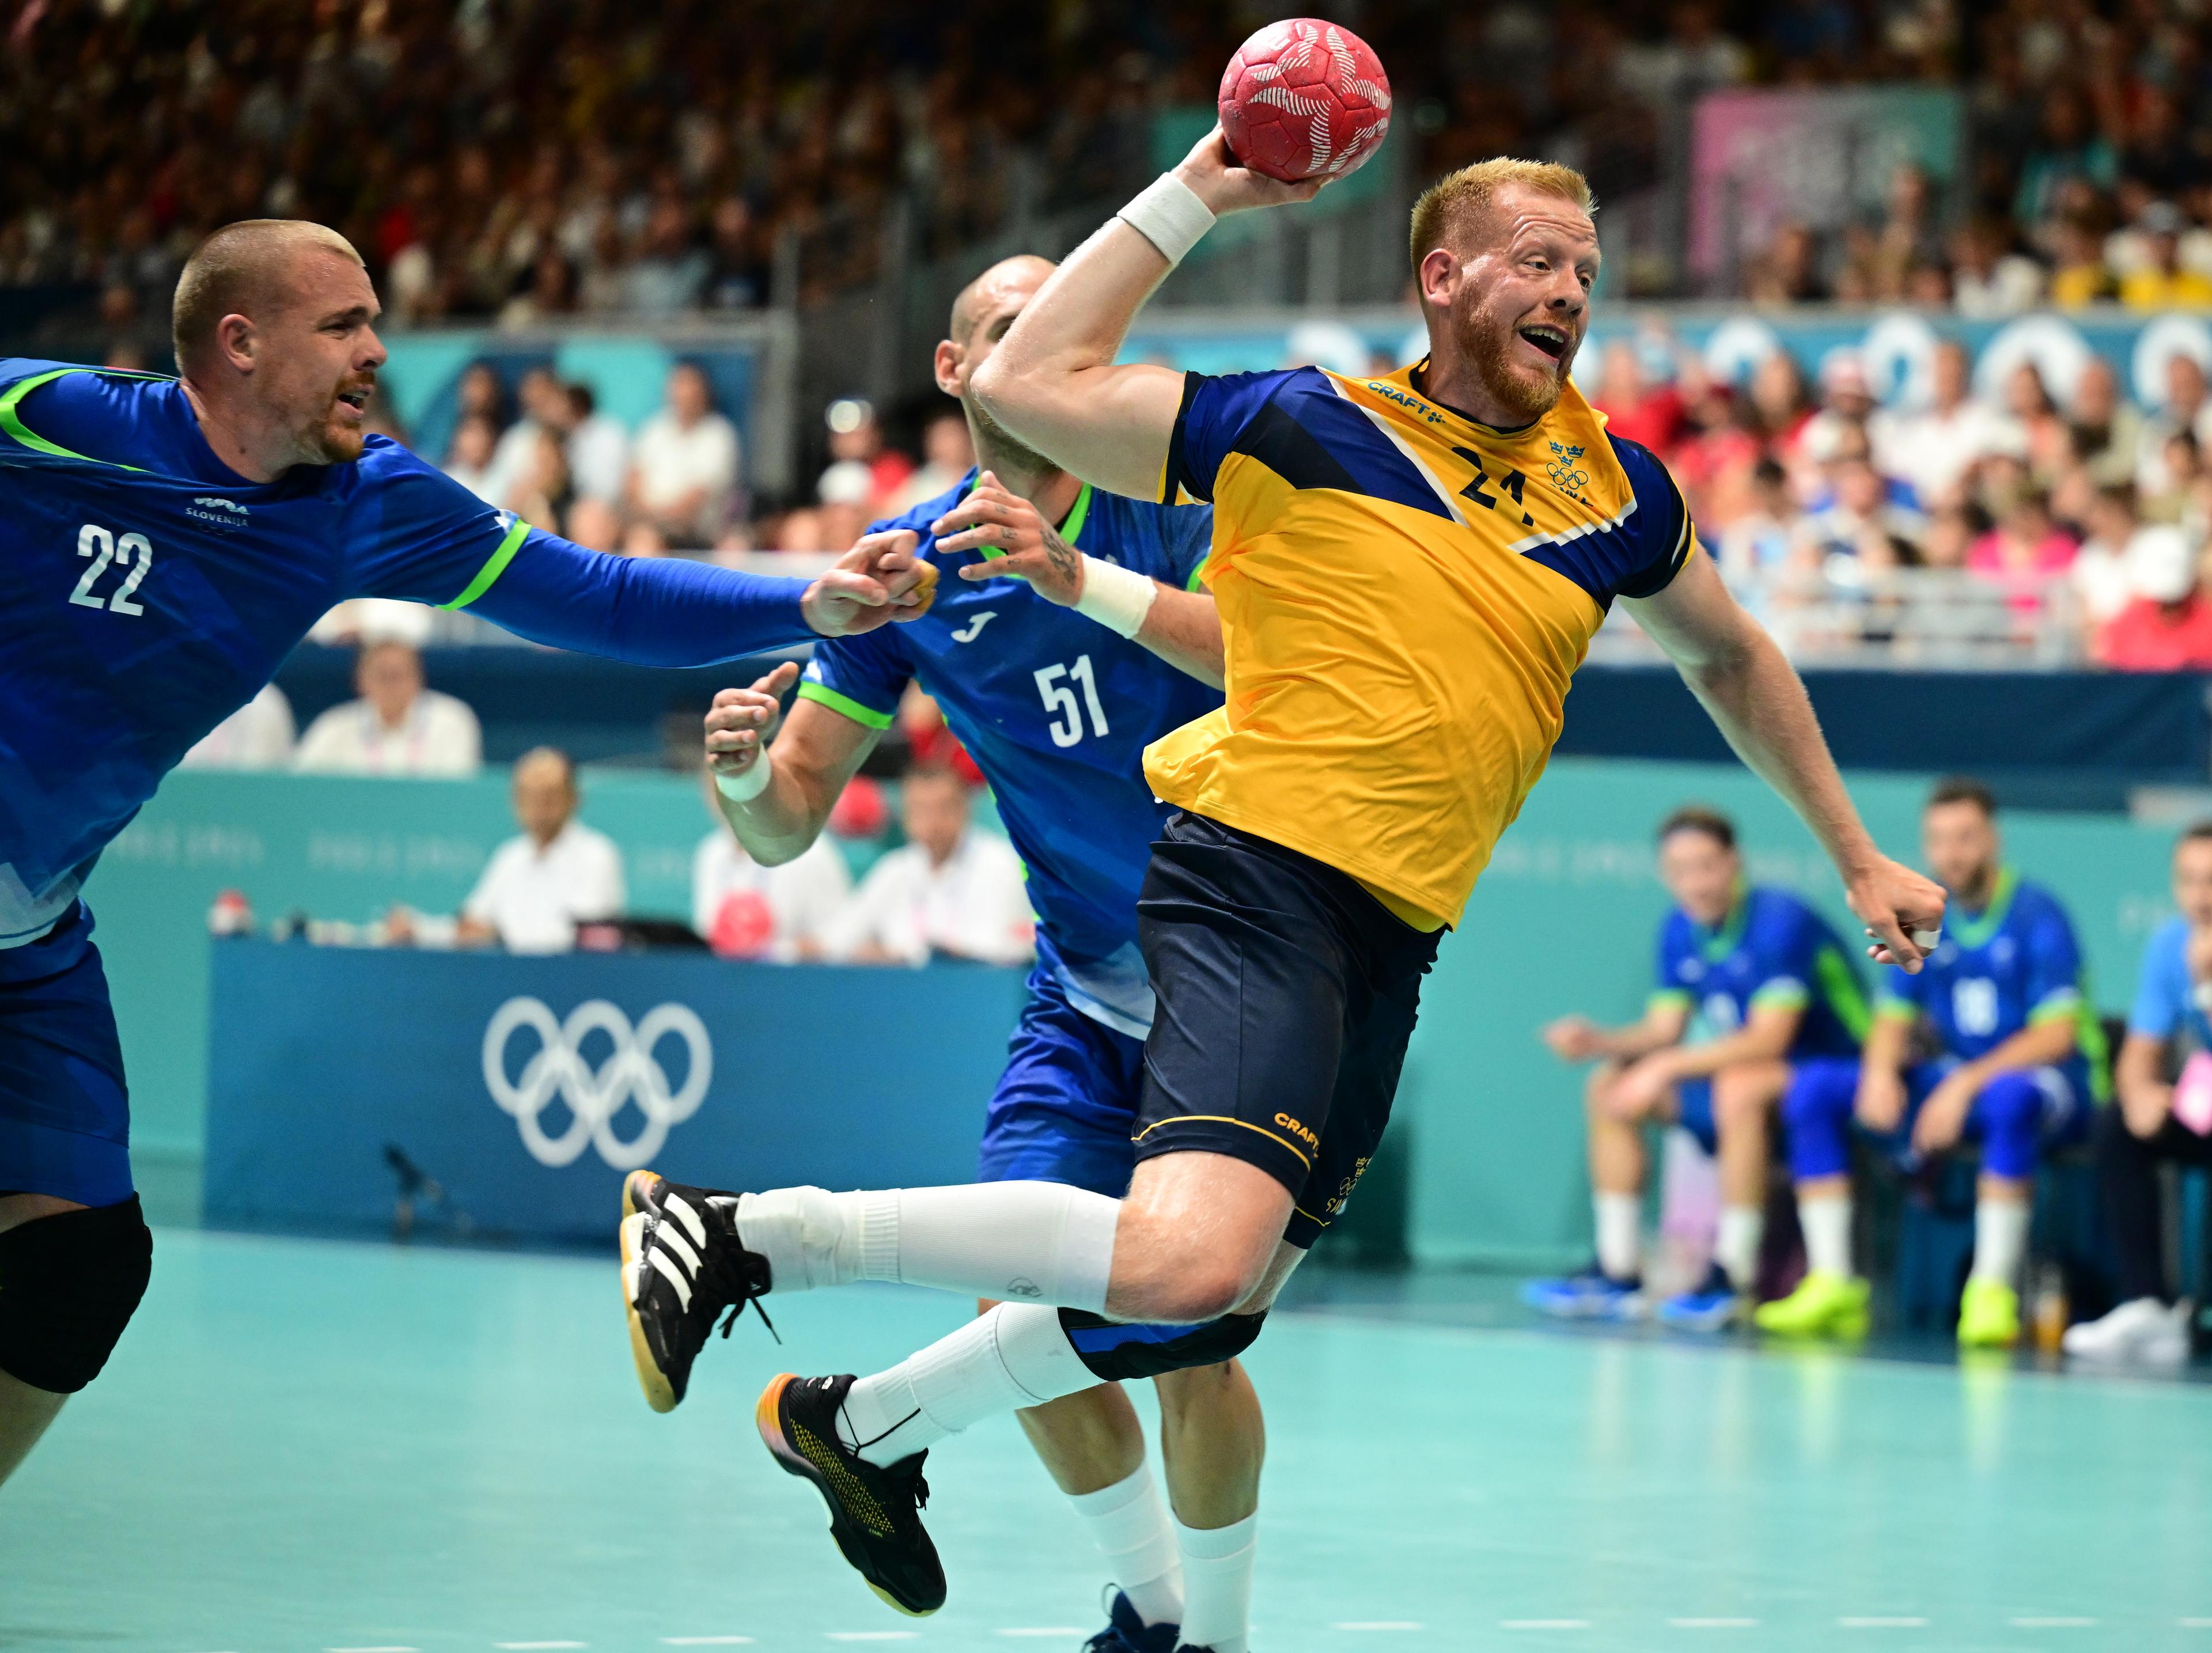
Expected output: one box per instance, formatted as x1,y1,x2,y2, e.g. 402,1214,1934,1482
713,748,774,803
1118,173,1217,267
1074,555,1159,638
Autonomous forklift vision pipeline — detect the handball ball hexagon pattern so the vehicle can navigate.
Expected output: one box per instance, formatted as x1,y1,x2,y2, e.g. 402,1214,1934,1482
1218,18,1392,184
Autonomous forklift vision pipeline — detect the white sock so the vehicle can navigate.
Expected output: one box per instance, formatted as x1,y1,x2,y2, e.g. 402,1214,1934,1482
1800,1195,1853,1279
1594,1191,1641,1280
1175,1511,1256,1653
733,1181,1118,1311
837,1301,1100,1467
1714,1204,1764,1292
1971,1198,2031,1286
1070,1465,1183,1628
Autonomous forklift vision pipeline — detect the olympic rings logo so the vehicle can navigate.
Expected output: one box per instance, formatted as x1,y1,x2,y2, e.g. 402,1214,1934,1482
482,996,713,1169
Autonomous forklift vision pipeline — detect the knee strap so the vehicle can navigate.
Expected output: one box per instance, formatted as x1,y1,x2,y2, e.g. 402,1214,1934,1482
0,1196,151,1393
1058,1307,1267,1382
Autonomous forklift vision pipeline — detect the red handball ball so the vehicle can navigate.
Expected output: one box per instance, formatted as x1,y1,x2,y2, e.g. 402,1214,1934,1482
1218,18,1392,184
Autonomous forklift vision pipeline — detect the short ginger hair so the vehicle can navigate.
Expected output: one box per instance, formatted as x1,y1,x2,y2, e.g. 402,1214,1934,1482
172,219,365,371
1408,158,1594,275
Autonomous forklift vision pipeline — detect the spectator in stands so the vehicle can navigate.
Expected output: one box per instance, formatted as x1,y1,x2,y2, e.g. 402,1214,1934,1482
1876,340,2021,509
442,413,500,504
1968,488,2077,586
2097,525,2212,670
1713,457,1796,581
458,749,625,954
1590,338,1688,457
293,642,483,777
485,366,566,511
1949,219,2045,316
2066,821,2212,1365
2071,487,2143,628
2014,86,2120,228
1744,221,1827,304
2119,202,2212,310
567,498,623,555
628,362,741,547
884,410,977,515
813,460,876,555
1524,808,1869,1330
180,685,296,771
1798,354,1881,472
564,383,630,506
823,397,916,512
1761,780,2095,1347
691,776,851,961
1796,453,1925,577
455,361,509,433
2136,354,2212,501
2045,215,2118,308
627,196,711,316
703,195,767,312
2067,359,2146,491
507,427,576,539
823,764,1032,966
1747,351,1815,486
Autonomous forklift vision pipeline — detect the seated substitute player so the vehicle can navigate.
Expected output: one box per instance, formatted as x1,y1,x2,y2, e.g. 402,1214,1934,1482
622,136,1942,1618
622,256,1264,1650
1526,806,1868,1329
0,218,927,1489
1759,778,2104,1347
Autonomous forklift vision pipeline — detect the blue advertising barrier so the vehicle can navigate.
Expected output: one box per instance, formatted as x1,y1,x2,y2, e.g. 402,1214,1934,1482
203,941,1031,1244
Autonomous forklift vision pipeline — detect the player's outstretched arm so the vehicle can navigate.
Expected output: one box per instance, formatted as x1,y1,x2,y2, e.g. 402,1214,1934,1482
704,661,879,866
1624,552,1946,972
972,127,1323,500
937,472,1225,687
462,531,935,666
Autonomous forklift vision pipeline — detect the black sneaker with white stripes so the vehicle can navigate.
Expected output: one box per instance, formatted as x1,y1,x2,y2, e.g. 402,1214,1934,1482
756,1371,945,1616
619,1168,774,1412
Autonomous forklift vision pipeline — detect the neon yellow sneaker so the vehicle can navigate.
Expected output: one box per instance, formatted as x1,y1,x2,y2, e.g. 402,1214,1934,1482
1957,1278,2021,1348
1752,1271,1871,1339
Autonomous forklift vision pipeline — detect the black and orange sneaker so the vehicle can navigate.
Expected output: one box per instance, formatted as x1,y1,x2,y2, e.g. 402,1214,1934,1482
619,1169,773,1412
756,1372,946,1616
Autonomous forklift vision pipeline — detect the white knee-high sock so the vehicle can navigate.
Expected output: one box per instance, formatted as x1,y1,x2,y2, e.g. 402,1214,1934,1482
1070,1465,1183,1628
1715,1204,1765,1292
733,1181,1118,1311
1594,1191,1641,1280
1800,1194,1853,1278
836,1301,1101,1467
1971,1198,2031,1286
1175,1511,1256,1653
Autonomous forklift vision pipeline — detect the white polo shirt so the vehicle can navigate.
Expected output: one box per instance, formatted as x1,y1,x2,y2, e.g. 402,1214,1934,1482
690,829,852,960
293,690,483,778
464,821,626,954
824,829,1034,967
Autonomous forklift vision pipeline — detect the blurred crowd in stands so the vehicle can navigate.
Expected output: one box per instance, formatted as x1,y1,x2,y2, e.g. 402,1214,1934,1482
1587,332,2212,668
12,1,2212,327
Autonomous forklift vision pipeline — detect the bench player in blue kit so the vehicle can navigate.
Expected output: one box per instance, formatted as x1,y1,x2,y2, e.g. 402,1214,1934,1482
619,256,1265,1651
0,218,930,1489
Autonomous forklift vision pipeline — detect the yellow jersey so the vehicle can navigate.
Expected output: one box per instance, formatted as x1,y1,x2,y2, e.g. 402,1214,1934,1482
1145,360,1698,931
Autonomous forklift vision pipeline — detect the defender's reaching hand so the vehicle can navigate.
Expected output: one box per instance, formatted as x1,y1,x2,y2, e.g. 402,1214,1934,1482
941,473,1085,605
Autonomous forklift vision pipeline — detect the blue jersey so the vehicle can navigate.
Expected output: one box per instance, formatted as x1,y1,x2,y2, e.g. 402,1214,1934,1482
802,472,1218,1035
1878,870,2102,1085
0,361,823,945
1653,885,1868,1059
2128,916,2212,1053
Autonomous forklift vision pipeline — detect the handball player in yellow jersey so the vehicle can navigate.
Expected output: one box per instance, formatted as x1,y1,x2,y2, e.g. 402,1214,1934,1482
615,134,1946,1624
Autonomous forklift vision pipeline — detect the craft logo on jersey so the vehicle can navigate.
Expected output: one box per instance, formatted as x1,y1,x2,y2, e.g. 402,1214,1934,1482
186,495,249,533
1546,442,1589,499
1366,379,1445,424
482,996,713,1169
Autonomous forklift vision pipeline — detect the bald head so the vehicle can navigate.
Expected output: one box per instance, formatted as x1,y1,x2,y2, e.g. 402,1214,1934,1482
512,746,579,845
173,219,365,373
949,255,1056,345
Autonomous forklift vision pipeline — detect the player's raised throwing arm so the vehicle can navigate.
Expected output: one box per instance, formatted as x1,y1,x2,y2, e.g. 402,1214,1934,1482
1625,553,1946,972
971,129,1323,499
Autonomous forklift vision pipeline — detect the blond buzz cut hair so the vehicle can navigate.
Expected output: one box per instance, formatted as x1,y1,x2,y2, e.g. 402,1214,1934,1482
1408,159,1594,275
172,219,365,371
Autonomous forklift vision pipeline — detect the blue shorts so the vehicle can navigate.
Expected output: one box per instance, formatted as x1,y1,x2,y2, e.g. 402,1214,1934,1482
0,904,134,1206
976,957,1147,1199
1675,1076,1717,1154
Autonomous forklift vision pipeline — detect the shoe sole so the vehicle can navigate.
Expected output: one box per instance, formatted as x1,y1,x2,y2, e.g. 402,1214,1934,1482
756,1374,938,1618
620,1169,679,1415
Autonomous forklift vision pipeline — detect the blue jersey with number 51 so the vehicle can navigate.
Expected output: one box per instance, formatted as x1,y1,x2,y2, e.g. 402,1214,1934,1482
802,471,1218,1033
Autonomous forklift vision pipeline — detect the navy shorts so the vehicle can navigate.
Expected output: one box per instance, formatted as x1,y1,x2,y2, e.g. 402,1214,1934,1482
0,904,134,1206
976,957,1147,1200
1674,1075,1718,1154
1134,813,1440,1250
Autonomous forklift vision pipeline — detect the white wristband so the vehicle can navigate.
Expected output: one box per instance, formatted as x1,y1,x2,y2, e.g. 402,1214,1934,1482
1117,173,1217,267
713,748,774,804
1074,556,1160,639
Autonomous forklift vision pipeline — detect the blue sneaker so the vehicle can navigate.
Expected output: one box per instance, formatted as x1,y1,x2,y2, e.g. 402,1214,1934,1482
1522,1263,1645,1321
1656,1263,1743,1331
1085,1587,1179,1653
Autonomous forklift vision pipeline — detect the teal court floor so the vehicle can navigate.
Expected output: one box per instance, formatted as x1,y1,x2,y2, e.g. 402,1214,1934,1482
6,1229,2212,1653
